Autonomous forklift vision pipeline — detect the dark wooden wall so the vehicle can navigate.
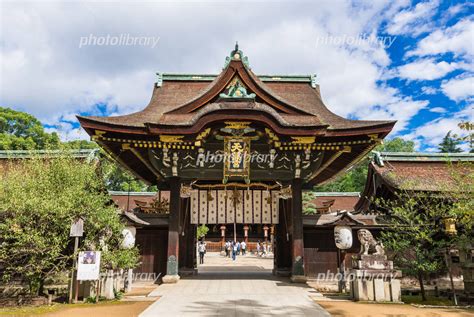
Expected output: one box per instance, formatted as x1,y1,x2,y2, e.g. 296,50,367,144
135,228,168,278
275,200,292,272
303,228,363,277
133,221,385,280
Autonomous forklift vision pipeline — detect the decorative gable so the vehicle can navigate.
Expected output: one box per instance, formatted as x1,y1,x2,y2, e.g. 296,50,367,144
165,44,312,116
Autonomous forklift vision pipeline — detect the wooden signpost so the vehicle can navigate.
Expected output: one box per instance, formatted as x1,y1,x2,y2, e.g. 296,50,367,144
68,217,84,304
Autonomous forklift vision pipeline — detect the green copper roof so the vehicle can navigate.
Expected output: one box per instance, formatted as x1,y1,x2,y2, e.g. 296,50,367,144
108,191,157,196
160,73,313,83
0,149,98,159
313,192,360,197
377,151,474,163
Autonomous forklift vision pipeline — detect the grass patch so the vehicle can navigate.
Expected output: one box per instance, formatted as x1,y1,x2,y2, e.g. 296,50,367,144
0,305,62,316
0,300,129,316
402,295,455,306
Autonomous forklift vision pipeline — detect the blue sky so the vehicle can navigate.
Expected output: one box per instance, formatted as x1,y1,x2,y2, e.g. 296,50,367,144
1,0,473,151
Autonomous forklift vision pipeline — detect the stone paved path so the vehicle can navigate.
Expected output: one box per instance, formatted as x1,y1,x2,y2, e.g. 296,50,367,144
140,253,330,316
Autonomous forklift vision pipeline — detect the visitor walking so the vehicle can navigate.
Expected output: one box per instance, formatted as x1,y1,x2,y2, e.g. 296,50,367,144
198,240,206,264
241,240,246,255
237,241,241,255
227,241,232,258
232,241,237,261
256,241,261,257
225,241,230,257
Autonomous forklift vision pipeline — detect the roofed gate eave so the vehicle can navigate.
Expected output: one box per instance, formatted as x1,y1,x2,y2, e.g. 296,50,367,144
354,152,474,213
76,108,397,137
76,54,397,136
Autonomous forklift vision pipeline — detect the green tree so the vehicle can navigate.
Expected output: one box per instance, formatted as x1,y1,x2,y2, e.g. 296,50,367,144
62,139,99,150
0,107,155,192
457,121,474,153
438,131,462,153
377,194,446,301
0,153,139,295
377,162,473,301
376,137,415,152
197,225,209,240
0,107,61,150
303,192,317,215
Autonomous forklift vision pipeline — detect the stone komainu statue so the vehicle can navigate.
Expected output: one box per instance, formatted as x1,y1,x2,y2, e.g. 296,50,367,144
357,229,385,256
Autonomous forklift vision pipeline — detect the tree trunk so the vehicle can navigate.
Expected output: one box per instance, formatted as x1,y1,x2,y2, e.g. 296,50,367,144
38,277,45,296
418,271,426,301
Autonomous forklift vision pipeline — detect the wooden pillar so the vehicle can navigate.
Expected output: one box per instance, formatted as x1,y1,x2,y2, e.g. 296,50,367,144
291,178,306,282
162,177,181,283
274,199,292,276
179,198,197,275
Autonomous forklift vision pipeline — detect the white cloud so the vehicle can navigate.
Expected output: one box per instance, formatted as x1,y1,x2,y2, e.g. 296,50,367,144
0,1,436,142
407,18,474,58
403,104,474,150
429,107,446,113
421,86,438,95
386,0,439,36
45,122,90,142
356,97,429,133
441,3,472,23
397,58,459,80
441,75,474,102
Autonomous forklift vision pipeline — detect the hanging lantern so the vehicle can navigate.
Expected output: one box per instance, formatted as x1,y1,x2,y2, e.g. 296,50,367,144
180,184,192,198
443,217,457,236
266,189,272,204
279,185,292,200
243,225,249,237
207,190,214,202
334,225,353,250
121,227,136,249
220,225,226,237
263,225,269,238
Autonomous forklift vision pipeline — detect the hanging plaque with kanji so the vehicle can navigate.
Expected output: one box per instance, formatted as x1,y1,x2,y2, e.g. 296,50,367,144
223,137,250,182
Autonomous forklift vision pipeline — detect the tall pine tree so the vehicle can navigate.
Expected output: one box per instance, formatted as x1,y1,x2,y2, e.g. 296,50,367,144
438,131,462,153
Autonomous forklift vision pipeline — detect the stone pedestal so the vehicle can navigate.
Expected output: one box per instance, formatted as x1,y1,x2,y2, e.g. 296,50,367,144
103,269,115,299
78,280,96,299
350,255,401,302
124,269,133,293
162,274,180,284
460,249,474,295
291,275,308,283
273,268,291,277
164,177,181,284
462,263,474,294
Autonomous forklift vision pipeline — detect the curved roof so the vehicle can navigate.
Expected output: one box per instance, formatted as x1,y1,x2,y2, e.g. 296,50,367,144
78,54,395,134
355,152,474,212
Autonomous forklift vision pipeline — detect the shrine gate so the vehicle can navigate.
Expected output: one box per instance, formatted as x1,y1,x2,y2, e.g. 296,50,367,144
78,44,395,283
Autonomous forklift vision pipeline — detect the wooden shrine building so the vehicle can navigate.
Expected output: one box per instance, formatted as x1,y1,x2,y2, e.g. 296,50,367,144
78,45,396,283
